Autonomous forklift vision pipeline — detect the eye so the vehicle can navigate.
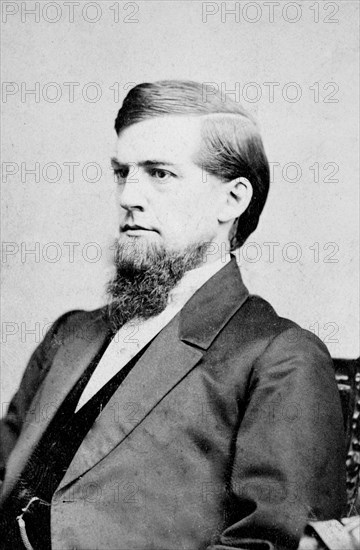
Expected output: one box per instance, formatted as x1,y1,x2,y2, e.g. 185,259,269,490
149,168,174,181
113,167,129,182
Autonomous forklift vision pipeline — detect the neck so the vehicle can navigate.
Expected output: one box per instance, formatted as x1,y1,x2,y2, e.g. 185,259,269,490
196,237,231,267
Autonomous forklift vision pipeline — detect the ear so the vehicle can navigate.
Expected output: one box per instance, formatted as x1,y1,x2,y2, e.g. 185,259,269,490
218,177,253,223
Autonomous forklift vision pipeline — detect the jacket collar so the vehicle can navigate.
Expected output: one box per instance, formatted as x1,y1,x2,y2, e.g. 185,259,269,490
179,254,249,349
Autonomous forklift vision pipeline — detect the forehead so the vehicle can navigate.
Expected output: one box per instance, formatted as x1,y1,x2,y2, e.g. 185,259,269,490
115,115,203,163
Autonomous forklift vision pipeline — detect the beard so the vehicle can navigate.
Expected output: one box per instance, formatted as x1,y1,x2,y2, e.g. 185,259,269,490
105,237,211,332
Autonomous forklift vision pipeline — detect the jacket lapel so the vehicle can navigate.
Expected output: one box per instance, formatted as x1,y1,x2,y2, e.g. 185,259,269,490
179,255,249,349
57,314,204,490
58,256,249,491
1,312,110,502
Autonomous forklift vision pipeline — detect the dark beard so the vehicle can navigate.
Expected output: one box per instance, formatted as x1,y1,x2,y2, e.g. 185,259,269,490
105,239,211,332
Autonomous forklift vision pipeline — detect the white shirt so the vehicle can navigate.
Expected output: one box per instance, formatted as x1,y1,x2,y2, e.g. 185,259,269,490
75,254,231,412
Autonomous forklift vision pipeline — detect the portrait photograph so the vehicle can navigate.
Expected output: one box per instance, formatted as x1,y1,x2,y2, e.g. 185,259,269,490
0,1,359,549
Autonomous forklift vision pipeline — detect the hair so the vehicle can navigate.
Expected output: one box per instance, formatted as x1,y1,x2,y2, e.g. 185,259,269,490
114,80,270,250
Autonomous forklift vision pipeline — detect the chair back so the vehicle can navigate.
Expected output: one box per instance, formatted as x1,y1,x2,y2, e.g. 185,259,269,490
333,357,360,516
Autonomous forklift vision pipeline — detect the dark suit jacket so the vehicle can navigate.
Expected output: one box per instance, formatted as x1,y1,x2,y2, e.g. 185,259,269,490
0,257,346,549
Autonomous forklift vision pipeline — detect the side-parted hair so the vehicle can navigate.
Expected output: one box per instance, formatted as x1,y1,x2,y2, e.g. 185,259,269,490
114,80,270,250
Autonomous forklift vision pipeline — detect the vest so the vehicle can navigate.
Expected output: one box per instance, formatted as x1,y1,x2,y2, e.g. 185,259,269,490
0,333,155,549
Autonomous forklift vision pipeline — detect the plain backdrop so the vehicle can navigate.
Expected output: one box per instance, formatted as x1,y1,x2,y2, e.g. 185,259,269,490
1,0,359,410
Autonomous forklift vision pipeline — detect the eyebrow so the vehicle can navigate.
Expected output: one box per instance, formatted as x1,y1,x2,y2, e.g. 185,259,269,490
111,157,177,168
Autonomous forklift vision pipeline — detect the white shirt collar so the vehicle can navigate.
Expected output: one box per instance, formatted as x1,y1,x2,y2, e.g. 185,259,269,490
168,253,231,307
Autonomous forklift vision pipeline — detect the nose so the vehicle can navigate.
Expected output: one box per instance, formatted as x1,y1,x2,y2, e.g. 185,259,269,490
118,173,146,213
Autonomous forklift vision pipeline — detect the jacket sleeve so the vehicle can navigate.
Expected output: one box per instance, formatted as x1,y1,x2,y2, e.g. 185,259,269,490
208,328,347,550
0,310,81,480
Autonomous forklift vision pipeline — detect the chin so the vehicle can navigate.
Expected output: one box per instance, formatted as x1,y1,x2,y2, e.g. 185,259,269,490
115,234,164,267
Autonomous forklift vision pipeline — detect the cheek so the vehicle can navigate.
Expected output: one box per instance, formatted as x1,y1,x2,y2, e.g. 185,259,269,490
161,204,194,231
165,198,215,237
155,182,219,238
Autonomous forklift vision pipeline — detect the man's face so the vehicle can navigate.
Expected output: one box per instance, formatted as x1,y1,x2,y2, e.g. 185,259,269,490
112,115,225,260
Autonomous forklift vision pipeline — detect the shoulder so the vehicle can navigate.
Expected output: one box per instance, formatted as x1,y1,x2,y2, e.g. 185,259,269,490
47,306,108,335
19,307,108,389
37,306,109,354
52,306,107,327
225,294,341,424
228,292,333,371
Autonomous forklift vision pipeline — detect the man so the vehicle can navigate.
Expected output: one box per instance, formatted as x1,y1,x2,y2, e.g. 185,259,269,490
0,80,346,549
